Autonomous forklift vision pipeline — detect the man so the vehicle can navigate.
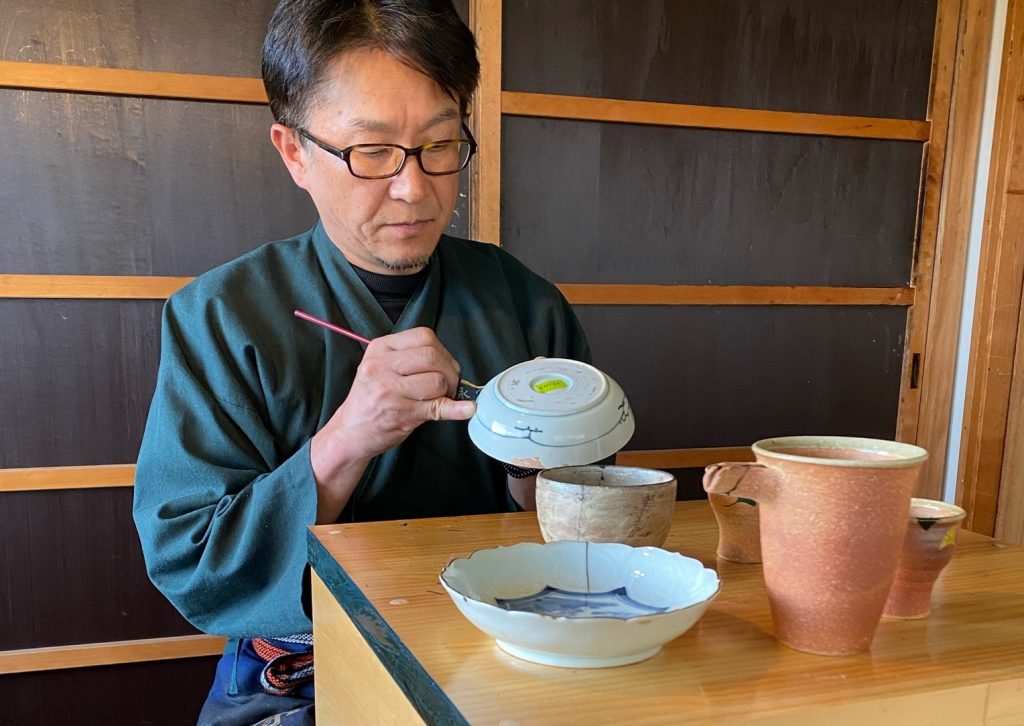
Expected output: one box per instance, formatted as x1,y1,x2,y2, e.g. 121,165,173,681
132,0,589,723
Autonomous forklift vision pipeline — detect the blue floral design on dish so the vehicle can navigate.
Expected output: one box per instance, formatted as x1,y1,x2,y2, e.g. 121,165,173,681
495,586,667,619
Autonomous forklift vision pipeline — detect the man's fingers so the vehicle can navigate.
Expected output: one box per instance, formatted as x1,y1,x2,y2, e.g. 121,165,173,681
398,371,451,401
421,397,476,422
372,328,460,373
386,346,461,396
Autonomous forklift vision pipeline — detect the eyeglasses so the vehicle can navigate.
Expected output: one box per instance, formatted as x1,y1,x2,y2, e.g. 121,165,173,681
295,122,477,179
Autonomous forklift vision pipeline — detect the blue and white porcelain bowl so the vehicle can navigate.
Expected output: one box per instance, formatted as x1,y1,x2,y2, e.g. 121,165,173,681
467,358,635,468
439,541,719,668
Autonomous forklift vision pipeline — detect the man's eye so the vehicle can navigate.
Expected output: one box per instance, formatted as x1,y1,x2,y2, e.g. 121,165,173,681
355,147,392,159
424,142,455,155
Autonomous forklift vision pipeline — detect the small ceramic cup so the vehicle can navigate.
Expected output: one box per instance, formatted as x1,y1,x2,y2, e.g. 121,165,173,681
536,465,677,547
708,492,761,563
882,498,966,620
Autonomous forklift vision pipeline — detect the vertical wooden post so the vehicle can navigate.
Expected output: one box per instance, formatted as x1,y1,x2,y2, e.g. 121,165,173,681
960,0,1024,535
469,0,502,245
915,0,998,501
997,317,1024,543
897,0,962,456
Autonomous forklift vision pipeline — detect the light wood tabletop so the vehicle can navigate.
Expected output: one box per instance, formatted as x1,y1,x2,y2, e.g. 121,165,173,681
308,501,1024,725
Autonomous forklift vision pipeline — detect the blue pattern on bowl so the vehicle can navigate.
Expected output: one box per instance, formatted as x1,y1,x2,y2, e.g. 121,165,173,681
496,585,668,618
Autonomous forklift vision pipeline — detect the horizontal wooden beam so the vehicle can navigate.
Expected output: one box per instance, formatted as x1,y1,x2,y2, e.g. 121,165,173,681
0,634,227,675
0,274,190,299
0,60,267,104
1,453,759,493
0,63,928,144
616,447,755,469
1,275,914,307
503,91,931,141
0,465,135,493
559,284,915,306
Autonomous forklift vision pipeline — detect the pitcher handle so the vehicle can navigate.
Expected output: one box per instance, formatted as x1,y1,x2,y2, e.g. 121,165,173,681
703,462,774,503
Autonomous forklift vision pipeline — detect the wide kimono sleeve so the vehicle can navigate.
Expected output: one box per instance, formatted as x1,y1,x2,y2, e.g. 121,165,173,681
132,290,319,638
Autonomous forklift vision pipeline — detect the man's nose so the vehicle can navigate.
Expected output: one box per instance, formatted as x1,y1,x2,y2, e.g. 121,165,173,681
387,156,431,202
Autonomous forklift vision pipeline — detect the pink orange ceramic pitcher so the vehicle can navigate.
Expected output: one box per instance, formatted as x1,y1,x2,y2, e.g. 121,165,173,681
703,436,928,656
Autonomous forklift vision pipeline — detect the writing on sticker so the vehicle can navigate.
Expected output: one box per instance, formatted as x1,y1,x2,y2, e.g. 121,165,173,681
532,377,569,394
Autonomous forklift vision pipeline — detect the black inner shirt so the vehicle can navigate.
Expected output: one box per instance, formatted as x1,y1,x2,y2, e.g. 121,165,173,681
350,262,430,324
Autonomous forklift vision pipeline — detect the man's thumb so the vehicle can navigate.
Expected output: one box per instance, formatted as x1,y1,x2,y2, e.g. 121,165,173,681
426,397,476,422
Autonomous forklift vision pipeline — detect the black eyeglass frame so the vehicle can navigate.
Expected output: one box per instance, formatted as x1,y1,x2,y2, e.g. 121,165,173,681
294,121,478,179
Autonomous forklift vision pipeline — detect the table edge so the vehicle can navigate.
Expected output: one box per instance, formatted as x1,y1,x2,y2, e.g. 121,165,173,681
307,530,469,726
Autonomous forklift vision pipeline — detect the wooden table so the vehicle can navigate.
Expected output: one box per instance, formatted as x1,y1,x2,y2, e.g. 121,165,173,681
308,502,1024,724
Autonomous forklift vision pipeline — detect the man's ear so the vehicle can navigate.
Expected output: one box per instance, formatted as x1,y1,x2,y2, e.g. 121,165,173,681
270,123,312,190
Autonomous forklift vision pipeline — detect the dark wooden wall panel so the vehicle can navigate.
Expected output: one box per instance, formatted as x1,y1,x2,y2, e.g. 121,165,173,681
664,468,709,502
0,91,318,276
503,0,936,120
1,0,277,75
0,300,162,469
0,488,199,649
2,0,469,76
502,117,922,286
579,305,906,451
2,656,219,725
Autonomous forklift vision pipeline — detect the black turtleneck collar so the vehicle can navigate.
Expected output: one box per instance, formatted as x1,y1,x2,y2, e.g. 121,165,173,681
349,261,431,324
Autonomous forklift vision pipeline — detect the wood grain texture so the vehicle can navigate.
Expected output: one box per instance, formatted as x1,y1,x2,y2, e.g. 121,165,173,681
311,573,430,725
310,501,1024,723
998,321,1024,544
0,90,317,277
502,91,931,141
0,635,226,675
5,655,220,725
0,465,135,492
896,0,963,457
0,0,276,76
996,1,1024,545
559,285,914,306
577,305,906,451
501,0,937,120
0,275,914,307
0,300,163,469
0,61,267,103
616,447,754,469
0,487,203,649
0,455,734,494
958,0,1024,535
469,0,502,245
500,117,923,287
0,275,190,299
916,0,998,500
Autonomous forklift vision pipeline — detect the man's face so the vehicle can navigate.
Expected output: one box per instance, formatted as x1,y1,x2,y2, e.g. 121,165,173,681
275,49,463,274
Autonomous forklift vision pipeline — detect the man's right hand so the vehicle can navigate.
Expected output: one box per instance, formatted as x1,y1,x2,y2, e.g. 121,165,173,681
309,327,476,522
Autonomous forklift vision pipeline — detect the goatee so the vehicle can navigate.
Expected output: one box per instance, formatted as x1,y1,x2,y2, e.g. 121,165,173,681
381,255,432,272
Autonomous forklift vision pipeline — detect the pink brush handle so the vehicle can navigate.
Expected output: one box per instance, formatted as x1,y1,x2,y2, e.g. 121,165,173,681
293,309,372,345
293,308,481,399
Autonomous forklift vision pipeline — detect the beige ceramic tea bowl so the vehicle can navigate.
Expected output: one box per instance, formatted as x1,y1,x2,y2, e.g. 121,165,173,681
536,465,677,547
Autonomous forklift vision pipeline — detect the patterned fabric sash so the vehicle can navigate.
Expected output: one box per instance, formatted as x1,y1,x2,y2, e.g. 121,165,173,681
251,633,314,696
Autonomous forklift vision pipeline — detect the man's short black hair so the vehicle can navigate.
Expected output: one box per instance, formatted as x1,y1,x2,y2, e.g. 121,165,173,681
262,0,480,128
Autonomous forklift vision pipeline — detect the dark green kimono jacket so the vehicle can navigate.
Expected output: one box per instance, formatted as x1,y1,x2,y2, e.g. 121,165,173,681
133,222,589,638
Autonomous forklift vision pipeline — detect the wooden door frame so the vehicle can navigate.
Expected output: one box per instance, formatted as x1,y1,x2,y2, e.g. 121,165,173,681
958,0,1024,539
914,0,999,505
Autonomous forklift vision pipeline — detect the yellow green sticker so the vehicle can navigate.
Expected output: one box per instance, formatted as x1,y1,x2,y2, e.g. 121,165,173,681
532,377,568,394
940,527,957,549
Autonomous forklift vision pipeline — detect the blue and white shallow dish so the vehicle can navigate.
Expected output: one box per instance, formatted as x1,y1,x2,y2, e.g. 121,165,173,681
439,541,720,668
467,358,635,468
